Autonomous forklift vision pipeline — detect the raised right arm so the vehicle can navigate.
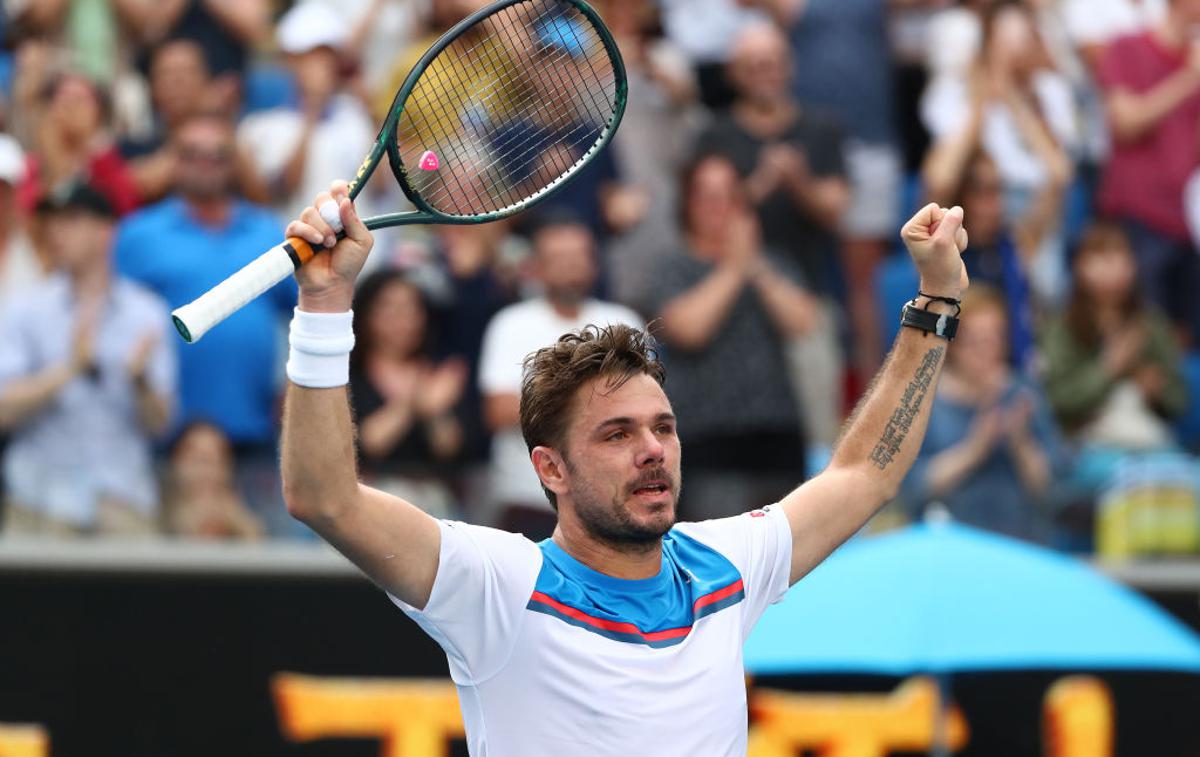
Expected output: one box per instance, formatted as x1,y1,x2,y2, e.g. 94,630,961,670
279,183,441,609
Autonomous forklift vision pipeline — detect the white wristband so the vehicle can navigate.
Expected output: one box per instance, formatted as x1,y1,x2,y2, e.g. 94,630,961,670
286,308,355,388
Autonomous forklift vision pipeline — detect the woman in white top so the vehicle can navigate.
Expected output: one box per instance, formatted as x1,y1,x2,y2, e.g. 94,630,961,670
922,0,1079,302
922,0,1079,216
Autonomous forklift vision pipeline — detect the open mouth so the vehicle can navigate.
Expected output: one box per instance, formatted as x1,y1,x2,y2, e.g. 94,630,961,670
632,482,670,496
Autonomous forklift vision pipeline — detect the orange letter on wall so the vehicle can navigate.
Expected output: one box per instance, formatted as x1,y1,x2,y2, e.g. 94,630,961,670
272,673,464,757
747,676,969,757
0,723,49,757
1043,676,1114,757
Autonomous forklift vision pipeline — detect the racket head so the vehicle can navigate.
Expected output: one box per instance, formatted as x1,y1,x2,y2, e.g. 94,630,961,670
376,0,626,224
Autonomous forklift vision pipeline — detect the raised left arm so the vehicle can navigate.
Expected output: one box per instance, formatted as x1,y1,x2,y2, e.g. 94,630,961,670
779,204,969,584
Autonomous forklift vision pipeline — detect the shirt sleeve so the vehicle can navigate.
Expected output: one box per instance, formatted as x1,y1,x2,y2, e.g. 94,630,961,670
674,505,793,640
389,520,542,685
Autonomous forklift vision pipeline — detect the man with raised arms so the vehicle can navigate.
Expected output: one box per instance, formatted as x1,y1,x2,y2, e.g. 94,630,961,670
279,179,969,756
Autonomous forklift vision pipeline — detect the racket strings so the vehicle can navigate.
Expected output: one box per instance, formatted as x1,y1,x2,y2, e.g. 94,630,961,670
452,47,600,201
418,33,585,199
427,41,607,210
395,0,618,216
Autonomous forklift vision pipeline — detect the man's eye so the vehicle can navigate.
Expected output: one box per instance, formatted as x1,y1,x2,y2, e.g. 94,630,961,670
607,431,627,441
656,425,675,435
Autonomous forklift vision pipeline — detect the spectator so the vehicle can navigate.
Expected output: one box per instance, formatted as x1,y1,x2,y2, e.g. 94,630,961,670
1095,0,1200,339
350,271,467,518
18,70,141,216
903,286,1063,544
651,155,814,520
115,0,269,80
164,420,263,540
922,0,1077,302
748,0,903,378
478,215,641,539
923,149,1060,369
114,113,294,516
0,134,43,300
120,39,215,203
418,224,519,464
0,181,175,537
595,0,700,312
659,0,769,109
697,22,849,299
922,1,1079,215
501,18,635,243
1047,0,1167,166
238,3,375,220
694,22,849,442
1041,222,1186,474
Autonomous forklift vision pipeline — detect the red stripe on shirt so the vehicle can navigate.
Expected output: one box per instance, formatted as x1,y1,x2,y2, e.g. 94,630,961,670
528,591,693,642
693,579,745,611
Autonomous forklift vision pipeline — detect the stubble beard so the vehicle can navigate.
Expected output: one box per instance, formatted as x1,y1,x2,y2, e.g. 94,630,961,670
565,456,679,551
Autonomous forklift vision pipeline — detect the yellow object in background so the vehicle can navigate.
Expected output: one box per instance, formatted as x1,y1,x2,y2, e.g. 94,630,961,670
1097,454,1200,558
272,673,463,757
746,677,969,757
0,723,49,757
1043,676,1114,757
270,671,1114,756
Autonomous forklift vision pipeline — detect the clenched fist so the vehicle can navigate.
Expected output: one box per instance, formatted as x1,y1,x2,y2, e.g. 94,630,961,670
900,203,970,300
287,180,375,313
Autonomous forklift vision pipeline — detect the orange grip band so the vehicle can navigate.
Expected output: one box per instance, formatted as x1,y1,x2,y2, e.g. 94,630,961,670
282,237,317,268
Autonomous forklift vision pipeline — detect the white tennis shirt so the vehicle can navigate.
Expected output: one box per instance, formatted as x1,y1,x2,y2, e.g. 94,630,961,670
391,505,793,756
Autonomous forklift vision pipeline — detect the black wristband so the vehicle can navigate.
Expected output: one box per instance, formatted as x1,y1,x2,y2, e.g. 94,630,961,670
916,291,962,316
901,303,958,340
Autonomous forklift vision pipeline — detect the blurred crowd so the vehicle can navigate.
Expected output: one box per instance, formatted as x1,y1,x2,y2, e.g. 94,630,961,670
1,0,1200,555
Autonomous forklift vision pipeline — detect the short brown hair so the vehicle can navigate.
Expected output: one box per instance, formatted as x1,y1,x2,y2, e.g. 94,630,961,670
520,324,666,508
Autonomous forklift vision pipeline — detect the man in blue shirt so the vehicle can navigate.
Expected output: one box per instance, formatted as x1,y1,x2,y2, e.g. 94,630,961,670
115,113,295,523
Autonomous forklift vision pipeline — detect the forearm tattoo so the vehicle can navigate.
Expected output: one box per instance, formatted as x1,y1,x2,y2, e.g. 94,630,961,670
869,346,944,470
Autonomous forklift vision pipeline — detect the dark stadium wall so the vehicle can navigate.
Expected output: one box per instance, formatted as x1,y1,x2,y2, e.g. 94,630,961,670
1,573,1198,756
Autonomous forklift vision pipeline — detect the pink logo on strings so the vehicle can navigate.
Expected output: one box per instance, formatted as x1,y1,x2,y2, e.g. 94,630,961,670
419,151,440,171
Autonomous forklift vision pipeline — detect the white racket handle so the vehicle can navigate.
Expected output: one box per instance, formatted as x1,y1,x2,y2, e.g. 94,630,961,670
171,238,316,343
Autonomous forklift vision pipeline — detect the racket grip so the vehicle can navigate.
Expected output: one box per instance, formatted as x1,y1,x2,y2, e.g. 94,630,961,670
171,237,316,343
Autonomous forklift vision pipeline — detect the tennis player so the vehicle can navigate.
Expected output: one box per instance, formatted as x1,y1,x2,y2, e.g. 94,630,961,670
281,180,969,755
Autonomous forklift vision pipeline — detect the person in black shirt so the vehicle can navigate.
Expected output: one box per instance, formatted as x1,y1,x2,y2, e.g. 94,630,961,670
650,155,816,520
693,22,848,297
349,270,468,519
692,23,851,445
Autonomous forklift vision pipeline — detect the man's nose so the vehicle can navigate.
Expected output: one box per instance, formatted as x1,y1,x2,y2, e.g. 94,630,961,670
636,429,665,467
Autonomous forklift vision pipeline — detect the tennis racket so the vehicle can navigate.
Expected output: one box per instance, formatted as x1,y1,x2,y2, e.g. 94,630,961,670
171,0,626,343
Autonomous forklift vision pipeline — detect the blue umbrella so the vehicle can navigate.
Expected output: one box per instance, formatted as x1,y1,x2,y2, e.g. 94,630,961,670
745,520,1200,675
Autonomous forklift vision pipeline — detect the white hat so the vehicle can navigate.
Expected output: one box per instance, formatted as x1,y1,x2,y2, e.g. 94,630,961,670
0,134,24,185
277,3,349,55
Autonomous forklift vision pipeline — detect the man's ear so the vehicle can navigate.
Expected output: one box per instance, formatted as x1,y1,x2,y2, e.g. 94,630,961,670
531,445,568,499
